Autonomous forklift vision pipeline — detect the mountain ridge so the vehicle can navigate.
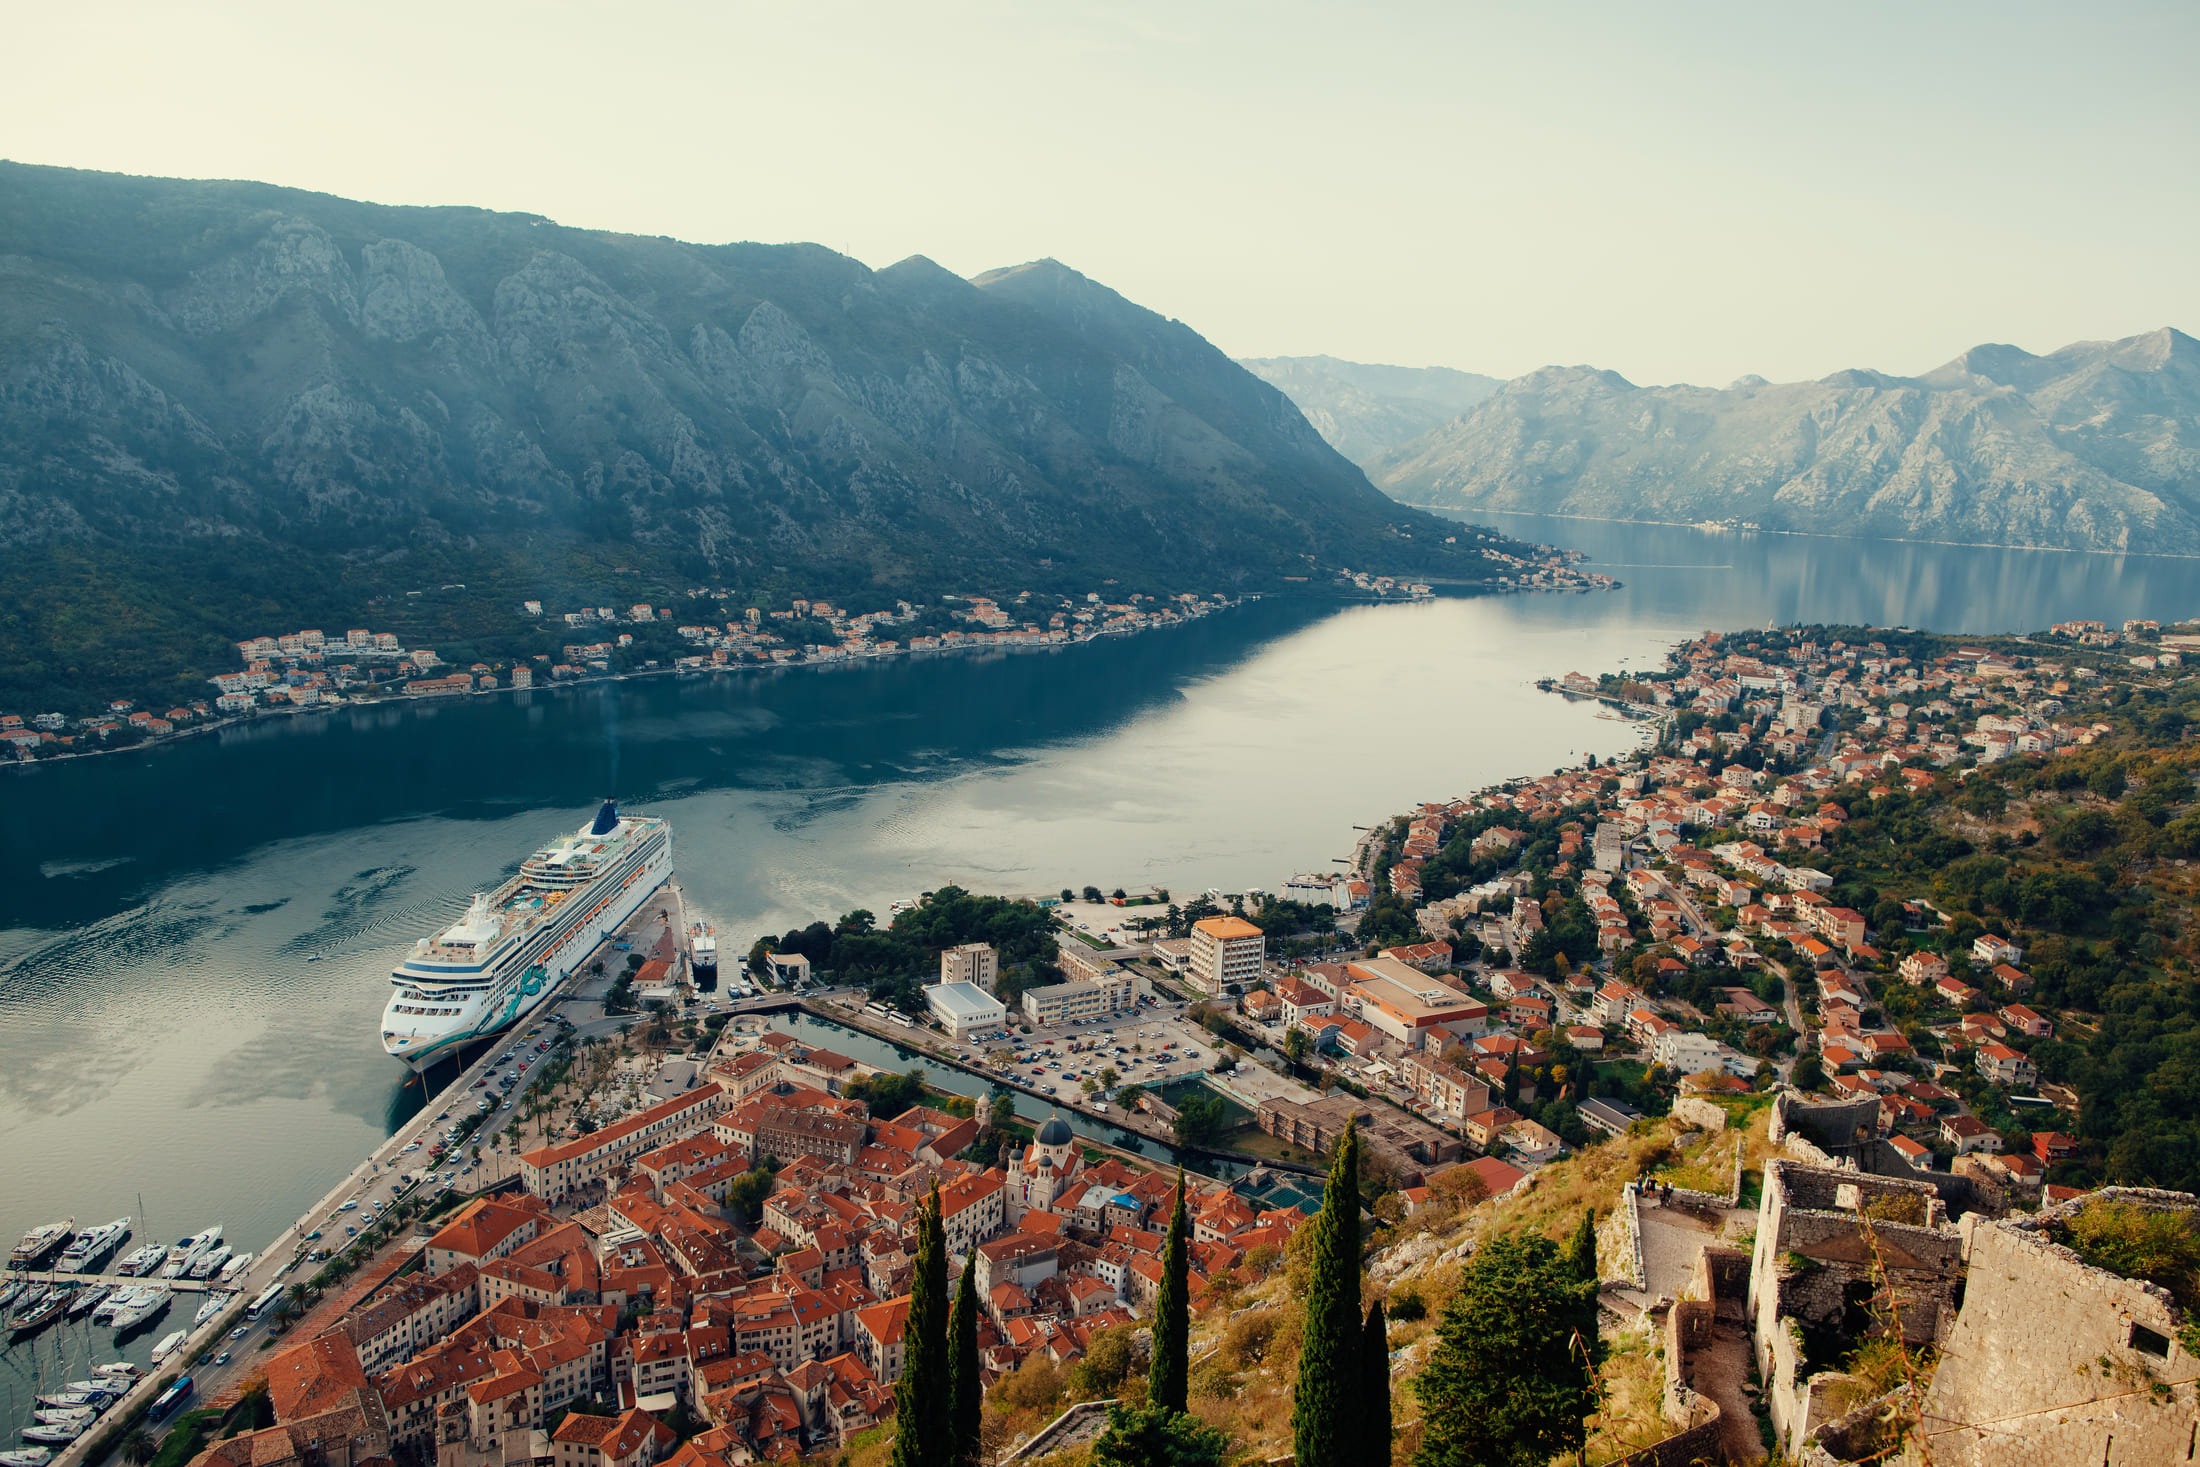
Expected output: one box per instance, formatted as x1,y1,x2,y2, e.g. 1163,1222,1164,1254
0,162,1506,710
1369,328,2200,553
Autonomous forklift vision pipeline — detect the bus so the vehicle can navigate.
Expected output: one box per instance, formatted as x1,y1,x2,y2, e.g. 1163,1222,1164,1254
248,1282,285,1320
150,1376,194,1425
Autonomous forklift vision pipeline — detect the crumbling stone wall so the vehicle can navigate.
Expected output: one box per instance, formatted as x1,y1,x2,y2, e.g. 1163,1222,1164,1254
1749,1159,1964,1457
1917,1188,2200,1467
1770,1091,1879,1167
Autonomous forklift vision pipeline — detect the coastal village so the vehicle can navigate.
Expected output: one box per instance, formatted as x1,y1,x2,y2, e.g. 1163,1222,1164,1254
0,590,1233,760
0,543,1617,761
24,611,2200,1467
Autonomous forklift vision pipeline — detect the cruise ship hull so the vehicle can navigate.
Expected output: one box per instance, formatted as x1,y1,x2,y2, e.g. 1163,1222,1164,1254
381,802,672,1071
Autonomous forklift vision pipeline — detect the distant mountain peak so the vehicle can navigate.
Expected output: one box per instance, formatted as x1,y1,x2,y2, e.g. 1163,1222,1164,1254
1509,364,1636,395
1238,354,1505,468
1371,325,2200,555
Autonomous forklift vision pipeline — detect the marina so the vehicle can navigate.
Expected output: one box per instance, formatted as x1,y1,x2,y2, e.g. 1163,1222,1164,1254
0,805,680,1463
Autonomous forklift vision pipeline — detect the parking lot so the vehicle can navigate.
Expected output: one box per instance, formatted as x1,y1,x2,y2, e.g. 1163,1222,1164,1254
918,977,1237,1107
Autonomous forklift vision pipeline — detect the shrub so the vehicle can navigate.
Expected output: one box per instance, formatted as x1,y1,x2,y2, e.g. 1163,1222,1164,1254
2055,1200,2200,1311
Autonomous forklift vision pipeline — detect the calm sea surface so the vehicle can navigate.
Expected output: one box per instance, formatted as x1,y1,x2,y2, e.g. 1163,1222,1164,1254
2,516,2195,1413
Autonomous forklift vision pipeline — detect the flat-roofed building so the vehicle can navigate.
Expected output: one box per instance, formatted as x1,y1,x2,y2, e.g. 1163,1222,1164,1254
1189,916,1264,993
925,980,1008,1040
1346,957,1489,1047
1022,970,1137,1027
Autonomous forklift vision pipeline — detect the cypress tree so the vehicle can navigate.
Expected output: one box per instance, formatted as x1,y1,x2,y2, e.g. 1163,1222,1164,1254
891,1186,948,1467
1560,1210,1601,1465
1293,1119,1362,1467
1149,1169,1190,1414
1363,1298,1392,1467
948,1257,982,1467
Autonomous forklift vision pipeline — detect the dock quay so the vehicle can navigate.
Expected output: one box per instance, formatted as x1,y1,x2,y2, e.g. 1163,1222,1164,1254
38,867,681,1467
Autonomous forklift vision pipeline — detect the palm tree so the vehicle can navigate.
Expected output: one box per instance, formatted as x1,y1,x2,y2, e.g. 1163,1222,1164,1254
123,1429,157,1464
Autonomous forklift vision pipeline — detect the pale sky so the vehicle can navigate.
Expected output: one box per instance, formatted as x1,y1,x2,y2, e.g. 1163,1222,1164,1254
9,1,2197,385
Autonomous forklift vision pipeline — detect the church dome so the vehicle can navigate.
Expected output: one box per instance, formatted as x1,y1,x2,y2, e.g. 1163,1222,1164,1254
1036,1114,1073,1147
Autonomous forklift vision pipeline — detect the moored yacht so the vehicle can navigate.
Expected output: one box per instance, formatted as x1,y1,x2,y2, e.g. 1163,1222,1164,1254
114,1242,165,1277
218,1251,256,1283
55,1217,130,1273
159,1225,222,1278
18,1428,81,1448
108,1285,169,1331
194,1291,235,1326
150,1328,189,1364
10,1289,66,1333
188,1244,234,1280
65,1285,112,1320
690,921,718,990
10,1220,73,1269
382,801,671,1070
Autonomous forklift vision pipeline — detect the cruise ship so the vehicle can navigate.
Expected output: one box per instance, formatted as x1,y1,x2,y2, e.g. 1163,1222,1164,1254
381,800,672,1070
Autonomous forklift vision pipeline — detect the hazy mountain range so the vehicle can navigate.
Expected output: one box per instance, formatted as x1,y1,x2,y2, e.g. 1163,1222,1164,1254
0,162,1503,705
1255,333,2200,554
1238,356,1502,466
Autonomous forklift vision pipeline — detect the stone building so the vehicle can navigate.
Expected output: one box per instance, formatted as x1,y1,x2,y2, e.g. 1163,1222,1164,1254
1747,1159,1965,1458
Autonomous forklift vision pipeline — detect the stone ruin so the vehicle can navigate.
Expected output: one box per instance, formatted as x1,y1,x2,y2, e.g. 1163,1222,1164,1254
1747,1158,1965,1459
1911,1187,2200,1467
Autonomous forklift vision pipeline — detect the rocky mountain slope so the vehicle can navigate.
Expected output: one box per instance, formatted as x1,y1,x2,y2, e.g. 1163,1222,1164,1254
0,163,1499,704
1239,355,1502,466
1371,329,2200,553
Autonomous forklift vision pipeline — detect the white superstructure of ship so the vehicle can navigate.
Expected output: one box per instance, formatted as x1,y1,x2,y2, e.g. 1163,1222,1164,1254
690,921,718,990
381,800,672,1070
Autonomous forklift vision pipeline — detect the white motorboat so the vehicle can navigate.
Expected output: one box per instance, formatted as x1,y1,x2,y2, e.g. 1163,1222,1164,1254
149,1327,189,1364
188,1244,234,1280
109,1285,170,1331
0,1447,56,1467
55,1217,131,1273
114,1242,166,1277
194,1291,235,1326
218,1251,256,1283
159,1225,222,1279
